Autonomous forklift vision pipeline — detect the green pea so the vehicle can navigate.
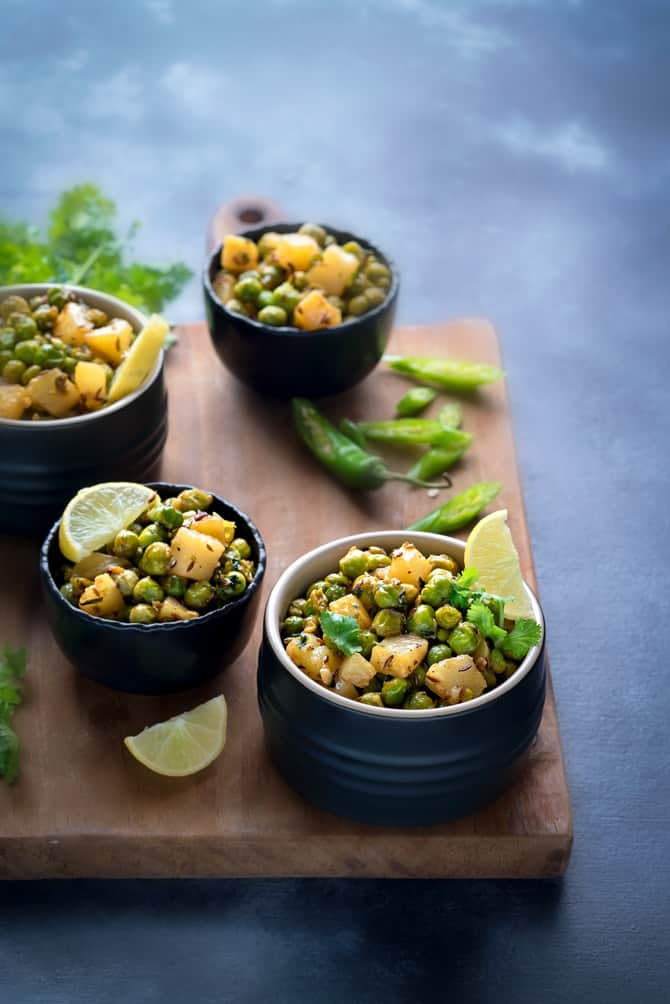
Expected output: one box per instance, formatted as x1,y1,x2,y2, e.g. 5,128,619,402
448,622,479,655
47,287,69,309
362,674,382,693
0,329,16,351
371,609,405,637
258,305,288,326
11,314,38,340
234,277,263,303
421,572,454,609
346,294,369,317
270,282,302,315
87,308,108,327
323,234,336,247
14,339,40,365
32,304,58,330
29,295,47,310
351,573,378,610
129,604,157,624
115,569,139,598
412,664,427,688
327,294,344,312
238,269,261,282
298,222,327,246
306,580,327,598
325,572,350,587
151,504,183,530
137,523,166,548
184,581,215,610
348,273,371,296
292,270,310,291
339,548,368,579
178,488,213,510
34,343,65,369
216,570,247,599
0,350,12,371
112,529,139,561
364,551,391,571
427,643,452,666
257,290,274,309
381,678,410,708
281,616,305,637
20,364,41,385
435,604,462,630
59,583,75,604
61,356,77,375
429,554,460,574
73,345,93,361
404,690,435,710
0,296,30,319
2,359,26,384
132,577,164,605
162,574,187,598
358,630,377,658
360,692,384,707
407,604,437,638
364,287,386,309
490,648,509,675
257,232,280,258
288,597,308,617
140,542,172,576
226,298,244,313
436,628,450,643
324,582,348,602
341,240,365,261
374,581,404,609
365,261,391,283
259,264,284,290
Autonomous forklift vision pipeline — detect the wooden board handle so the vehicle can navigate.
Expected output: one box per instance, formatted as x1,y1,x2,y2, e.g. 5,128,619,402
207,195,286,252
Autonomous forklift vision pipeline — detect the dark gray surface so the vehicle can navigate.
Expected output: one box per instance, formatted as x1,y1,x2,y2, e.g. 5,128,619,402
1,1,669,1001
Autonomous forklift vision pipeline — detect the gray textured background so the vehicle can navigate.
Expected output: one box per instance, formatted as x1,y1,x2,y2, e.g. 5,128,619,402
1,1,669,1001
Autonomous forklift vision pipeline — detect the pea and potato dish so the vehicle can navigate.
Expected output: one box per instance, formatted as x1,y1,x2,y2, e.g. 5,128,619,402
0,288,137,420
212,223,393,330
282,542,542,710
59,488,257,624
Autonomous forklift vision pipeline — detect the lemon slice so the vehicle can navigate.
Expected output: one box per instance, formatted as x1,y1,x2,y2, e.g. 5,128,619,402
464,509,533,620
124,695,228,777
59,481,157,562
107,314,169,404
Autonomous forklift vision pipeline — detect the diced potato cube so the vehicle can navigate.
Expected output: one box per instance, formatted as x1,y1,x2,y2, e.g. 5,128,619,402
84,318,133,365
294,290,342,331
169,526,224,580
370,634,428,679
273,233,321,271
221,234,259,273
389,542,433,589
78,573,125,618
27,369,80,417
0,383,31,419
425,655,487,699
158,596,198,621
74,361,108,409
328,594,371,630
285,633,342,681
306,244,359,295
338,653,376,688
53,302,93,346
185,512,236,546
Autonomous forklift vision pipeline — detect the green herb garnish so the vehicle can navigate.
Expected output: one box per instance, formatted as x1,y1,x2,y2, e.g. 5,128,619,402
466,601,507,647
319,611,363,657
0,645,27,784
501,619,542,660
0,184,192,314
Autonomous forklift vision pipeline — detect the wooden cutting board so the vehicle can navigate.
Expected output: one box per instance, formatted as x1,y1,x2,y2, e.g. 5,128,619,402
0,320,572,879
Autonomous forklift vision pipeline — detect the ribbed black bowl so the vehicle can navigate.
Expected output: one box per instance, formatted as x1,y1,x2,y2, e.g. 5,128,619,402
258,530,546,827
203,223,398,397
40,483,267,695
0,283,168,536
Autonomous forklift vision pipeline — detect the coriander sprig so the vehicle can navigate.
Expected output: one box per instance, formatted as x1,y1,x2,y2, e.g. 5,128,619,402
0,645,28,784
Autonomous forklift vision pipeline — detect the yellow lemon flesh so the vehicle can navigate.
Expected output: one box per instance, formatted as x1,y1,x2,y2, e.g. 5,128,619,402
463,509,533,620
58,481,158,562
107,314,169,404
124,695,228,777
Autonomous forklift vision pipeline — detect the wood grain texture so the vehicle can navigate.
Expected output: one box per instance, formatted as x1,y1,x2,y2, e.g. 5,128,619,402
0,320,572,879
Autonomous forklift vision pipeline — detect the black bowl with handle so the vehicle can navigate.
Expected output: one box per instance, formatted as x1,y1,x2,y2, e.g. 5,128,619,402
40,482,267,695
203,223,398,398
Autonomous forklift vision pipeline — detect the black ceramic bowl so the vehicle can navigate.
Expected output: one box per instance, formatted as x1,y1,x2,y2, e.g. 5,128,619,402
40,483,267,695
258,530,546,827
203,223,399,397
0,283,168,536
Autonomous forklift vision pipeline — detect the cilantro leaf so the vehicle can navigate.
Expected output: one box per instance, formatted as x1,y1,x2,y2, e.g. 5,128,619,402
467,602,507,646
319,611,363,657
0,723,20,785
501,619,542,660
449,568,479,610
0,645,27,784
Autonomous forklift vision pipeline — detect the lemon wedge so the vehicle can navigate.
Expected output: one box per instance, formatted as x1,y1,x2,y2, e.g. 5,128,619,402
107,314,169,404
124,696,228,777
58,481,158,562
464,509,533,620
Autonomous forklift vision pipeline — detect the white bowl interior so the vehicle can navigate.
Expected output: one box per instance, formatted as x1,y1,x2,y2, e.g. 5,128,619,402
265,530,545,719
0,283,162,428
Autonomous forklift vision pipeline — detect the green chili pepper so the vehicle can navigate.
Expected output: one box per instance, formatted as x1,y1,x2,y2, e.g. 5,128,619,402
292,399,449,491
385,355,503,392
407,446,467,483
356,419,472,451
438,402,462,428
339,417,368,450
407,481,502,533
395,386,437,417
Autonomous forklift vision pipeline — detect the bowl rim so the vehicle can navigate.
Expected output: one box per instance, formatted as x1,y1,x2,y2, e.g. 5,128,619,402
41,481,267,631
0,282,163,429
264,529,545,720
203,220,399,337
